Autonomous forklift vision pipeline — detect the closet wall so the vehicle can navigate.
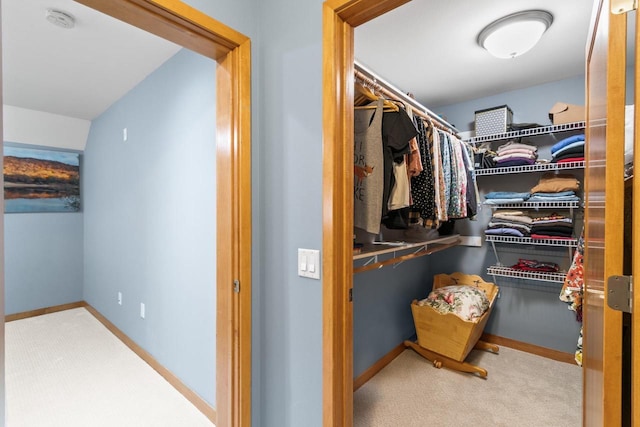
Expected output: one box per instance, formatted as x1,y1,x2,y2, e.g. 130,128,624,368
354,74,585,378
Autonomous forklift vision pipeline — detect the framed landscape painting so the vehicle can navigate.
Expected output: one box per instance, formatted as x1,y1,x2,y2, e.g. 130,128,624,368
3,146,80,213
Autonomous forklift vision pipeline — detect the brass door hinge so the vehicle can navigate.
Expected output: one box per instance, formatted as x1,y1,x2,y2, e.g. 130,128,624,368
233,279,240,293
607,275,632,313
612,0,637,14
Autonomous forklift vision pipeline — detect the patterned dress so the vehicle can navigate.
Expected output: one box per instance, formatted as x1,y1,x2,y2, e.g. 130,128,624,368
560,229,584,366
409,117,436,223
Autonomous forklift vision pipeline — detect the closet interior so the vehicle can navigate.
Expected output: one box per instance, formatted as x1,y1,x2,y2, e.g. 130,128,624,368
350,2,587,423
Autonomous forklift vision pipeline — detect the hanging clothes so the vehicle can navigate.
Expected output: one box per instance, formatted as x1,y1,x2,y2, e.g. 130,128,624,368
380,108,417,226
354,99,384,234
460,142,478,218
410,117,437,225
431,126,447,223
560,228,584,366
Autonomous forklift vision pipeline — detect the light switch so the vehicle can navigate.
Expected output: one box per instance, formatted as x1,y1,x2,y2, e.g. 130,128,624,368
298,248,320,279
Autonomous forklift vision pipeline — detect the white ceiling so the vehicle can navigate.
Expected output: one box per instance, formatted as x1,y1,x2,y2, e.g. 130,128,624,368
355,0,594,108
2,0,181,121
0,0,620,122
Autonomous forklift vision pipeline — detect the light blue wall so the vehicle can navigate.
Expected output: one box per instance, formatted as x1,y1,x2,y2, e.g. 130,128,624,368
186,0,325,423
353,259,432,378
435,75,585,132
4,212,83,315
252,1,324,425
83,49,217,405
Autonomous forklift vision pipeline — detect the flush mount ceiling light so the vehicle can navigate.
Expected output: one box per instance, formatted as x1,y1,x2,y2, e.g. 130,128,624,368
478,10,553,59
45,9,76,29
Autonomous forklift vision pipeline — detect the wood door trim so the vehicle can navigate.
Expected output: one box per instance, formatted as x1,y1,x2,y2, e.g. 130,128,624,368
603,9,626,424
72,2,252,426
633,8,640,424
322,1,411,426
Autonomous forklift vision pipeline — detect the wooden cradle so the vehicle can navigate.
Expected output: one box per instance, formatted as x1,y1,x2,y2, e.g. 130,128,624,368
404,272,499,378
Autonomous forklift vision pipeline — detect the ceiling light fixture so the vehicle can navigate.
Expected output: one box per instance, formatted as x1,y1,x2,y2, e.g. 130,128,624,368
45,9,76,29
477,10,553,59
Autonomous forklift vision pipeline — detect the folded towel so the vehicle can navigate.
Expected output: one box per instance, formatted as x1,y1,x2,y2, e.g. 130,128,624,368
557,157,584,164
485,228,525,237
488,222,531,235
497,141,538,154
495,158,536,167
531,173,580,193
552,140,585,158
492,213,533,224
530,191,576,198
530,234,575,240
494,147,538,157
485,191,531,200
485,198,529,204
494,152,537,162
552,144,585,159
551,134,585,154
528,195,580,202
552,150,586,163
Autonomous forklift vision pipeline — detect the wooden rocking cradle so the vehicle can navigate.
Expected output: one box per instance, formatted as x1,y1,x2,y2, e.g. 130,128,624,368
404,272,499,378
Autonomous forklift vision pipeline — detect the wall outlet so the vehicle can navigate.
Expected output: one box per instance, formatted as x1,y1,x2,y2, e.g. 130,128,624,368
140,302,145,319
117,292,122,305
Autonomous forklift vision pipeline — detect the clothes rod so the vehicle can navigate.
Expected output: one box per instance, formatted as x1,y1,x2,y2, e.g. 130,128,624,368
354,60,459,134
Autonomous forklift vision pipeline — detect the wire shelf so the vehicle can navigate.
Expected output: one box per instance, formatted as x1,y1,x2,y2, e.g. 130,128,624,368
483,201,581,209
464,122,586,144
487,266,567,283
476,161,584,176
485,235,578,248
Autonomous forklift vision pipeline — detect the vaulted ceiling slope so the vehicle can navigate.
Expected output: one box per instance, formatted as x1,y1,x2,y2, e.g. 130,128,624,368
2,0,181,121
355,0,593,108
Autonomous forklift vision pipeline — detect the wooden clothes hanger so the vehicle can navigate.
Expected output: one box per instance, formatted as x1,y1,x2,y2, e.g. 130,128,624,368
354,82,399,112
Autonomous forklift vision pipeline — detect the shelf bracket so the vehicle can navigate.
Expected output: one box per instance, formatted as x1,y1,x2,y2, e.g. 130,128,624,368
489,240,501,266
362,254,379,267
393,245,427,269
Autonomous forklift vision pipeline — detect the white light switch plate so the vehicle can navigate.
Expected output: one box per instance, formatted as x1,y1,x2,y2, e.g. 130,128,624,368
298,248,320,279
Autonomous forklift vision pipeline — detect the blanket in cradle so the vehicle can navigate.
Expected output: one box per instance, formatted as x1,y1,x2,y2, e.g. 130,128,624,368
418,285,490,322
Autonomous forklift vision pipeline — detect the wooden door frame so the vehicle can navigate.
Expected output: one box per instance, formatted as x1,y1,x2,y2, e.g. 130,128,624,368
322,0,410,425
67,1,251,426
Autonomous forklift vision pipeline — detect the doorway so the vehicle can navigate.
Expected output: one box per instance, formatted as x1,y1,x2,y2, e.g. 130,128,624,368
1,0,252,425
322,1,589,425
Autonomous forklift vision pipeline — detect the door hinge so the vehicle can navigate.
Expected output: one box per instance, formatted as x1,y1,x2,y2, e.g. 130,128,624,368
233,279,240,293
612,0,637,14
607,275,632,313
349,288,353,302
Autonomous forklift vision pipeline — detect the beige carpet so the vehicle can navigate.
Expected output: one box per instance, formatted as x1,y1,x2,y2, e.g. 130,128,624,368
354,347,582,427
5,308,214,427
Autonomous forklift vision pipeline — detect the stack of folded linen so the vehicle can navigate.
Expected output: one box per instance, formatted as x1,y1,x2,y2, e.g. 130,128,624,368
551,134,585,163
529,173,581,202
485,210,533,237
484,191,530,205
530,213,574,239
510,258,560,273
493,141,538,167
